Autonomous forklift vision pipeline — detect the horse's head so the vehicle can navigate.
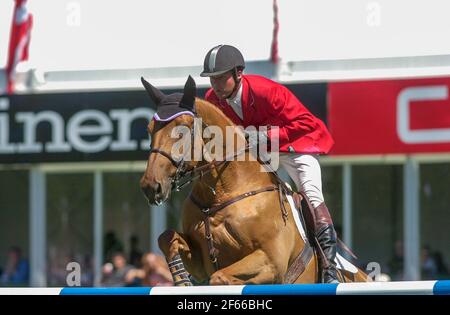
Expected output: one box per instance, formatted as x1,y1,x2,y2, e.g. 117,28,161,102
140,76,198,205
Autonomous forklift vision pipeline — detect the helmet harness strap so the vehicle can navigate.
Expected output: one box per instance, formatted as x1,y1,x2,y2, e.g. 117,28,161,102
226,67,241,100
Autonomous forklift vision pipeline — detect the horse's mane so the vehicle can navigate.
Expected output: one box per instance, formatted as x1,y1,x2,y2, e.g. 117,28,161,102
194,97,256,166
194,97,274,174
195,98,237,128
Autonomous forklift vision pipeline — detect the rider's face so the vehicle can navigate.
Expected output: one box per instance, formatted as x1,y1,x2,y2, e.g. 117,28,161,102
210,71,236,100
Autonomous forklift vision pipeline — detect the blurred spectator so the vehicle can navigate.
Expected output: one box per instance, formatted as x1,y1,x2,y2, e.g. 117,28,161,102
1,246,29,285
387,240,404,281
104,231,123,263
421,245,437,280
141,253,173,286
81,254,94,286
125,253,173,286
101,252,133,287
48,252,75,286
129,235,143,268
433,251,450,279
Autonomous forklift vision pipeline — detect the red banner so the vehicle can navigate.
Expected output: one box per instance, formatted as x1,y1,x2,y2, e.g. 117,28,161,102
328,77,450,155
6,0,33,94
270,0,279,64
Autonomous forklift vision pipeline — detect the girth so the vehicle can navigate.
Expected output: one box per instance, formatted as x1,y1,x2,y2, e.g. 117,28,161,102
189,185,282,271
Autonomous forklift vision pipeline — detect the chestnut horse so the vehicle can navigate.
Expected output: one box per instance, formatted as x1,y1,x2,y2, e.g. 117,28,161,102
140,76,370,285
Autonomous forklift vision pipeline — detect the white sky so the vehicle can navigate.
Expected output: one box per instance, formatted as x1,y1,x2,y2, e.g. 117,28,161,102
1,0,450,71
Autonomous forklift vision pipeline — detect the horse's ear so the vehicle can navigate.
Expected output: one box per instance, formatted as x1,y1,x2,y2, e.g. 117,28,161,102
181,75,196,111
141,77,165,107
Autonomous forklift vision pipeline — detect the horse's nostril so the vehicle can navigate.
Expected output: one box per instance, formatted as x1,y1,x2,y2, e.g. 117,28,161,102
155,182,162,195
142,186,151,198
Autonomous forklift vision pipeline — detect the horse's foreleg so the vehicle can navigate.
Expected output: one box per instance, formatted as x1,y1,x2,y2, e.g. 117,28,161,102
158,229,206,286
209,249,278,285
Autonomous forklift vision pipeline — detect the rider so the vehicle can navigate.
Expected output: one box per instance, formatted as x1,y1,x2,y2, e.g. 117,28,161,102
200,44,339,283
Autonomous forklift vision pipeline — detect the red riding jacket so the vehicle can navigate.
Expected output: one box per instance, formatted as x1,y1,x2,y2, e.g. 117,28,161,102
204,74,334,154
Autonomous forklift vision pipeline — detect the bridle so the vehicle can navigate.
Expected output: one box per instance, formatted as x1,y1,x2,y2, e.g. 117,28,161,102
149,146,189,189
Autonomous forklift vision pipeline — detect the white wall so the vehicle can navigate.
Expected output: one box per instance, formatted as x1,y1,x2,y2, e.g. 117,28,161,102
278,0,450,61
1,0,450,72
0,0,273,71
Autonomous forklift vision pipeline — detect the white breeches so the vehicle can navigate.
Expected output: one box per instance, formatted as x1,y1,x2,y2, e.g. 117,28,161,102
279,153,325,209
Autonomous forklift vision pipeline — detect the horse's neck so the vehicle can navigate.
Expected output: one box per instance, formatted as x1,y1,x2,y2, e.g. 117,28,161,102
192,100,275,202
195,99,235,136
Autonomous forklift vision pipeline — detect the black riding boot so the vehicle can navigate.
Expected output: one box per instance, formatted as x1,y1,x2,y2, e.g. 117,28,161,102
314,203,339,283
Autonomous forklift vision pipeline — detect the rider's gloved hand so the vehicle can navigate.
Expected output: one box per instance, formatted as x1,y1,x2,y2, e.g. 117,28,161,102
244,129,268,148
244,129,272,164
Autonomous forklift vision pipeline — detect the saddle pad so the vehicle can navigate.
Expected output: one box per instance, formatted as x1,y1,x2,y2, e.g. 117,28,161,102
286,193,308,242
335,252,358,273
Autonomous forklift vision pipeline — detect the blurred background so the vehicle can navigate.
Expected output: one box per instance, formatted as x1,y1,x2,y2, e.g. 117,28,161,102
0,0,449,287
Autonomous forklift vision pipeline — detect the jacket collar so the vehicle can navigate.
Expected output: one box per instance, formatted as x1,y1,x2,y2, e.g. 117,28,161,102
240,75,255,123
